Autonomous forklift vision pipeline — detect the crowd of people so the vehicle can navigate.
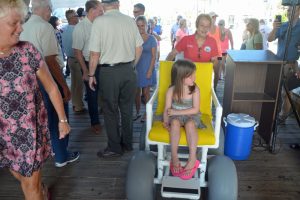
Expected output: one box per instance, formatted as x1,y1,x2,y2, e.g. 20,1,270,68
1,0,300,199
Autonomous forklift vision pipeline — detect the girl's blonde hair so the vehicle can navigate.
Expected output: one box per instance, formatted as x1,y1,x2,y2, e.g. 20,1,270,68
0,0,27,19
171,59,196,103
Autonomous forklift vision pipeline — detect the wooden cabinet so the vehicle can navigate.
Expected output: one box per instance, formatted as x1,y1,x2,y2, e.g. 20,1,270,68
223,50,283,143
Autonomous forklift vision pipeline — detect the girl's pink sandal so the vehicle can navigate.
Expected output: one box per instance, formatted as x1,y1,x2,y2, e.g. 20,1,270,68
170,161,183,177
180,160,200,180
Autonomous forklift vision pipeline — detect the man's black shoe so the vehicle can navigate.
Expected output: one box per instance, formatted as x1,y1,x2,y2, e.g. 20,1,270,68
122,145,133,153
97,147,122,158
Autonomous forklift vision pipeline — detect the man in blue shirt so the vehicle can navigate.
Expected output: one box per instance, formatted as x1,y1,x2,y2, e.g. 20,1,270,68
62,9,85,113
268,5,300,123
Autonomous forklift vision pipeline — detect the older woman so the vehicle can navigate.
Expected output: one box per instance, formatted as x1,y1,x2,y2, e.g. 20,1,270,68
166,14,219,88
245,18,263,50
0,0,70,199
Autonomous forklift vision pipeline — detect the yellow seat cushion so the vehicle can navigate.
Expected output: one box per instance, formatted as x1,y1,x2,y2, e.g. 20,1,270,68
149,114,215,145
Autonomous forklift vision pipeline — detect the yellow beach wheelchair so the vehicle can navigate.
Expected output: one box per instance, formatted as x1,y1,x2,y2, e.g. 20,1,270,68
126,61,238,200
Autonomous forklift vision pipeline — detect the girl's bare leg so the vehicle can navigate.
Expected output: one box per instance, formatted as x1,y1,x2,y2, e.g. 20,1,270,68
170,119,182,173
184,120,198,173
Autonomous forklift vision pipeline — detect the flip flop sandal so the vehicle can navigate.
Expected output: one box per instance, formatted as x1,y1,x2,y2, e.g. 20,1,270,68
180,160,200,180
170,161,183,177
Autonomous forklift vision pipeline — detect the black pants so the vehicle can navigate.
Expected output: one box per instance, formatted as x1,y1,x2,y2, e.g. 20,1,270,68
84,61,100,126
99,63,136,154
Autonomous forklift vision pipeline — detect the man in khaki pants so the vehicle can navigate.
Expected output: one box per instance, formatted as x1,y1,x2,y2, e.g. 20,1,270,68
62,9,85,113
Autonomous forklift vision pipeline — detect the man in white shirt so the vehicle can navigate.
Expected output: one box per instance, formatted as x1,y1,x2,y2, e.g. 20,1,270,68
89,0,143,157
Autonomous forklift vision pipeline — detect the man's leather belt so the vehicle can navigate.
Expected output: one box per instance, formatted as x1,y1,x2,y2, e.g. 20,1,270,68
99,61,132,67
286,61,297,64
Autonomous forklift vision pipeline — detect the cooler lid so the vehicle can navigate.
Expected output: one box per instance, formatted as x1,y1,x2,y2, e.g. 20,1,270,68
226,113,256,128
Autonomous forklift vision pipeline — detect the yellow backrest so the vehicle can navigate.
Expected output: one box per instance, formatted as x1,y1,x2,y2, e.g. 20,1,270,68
156,61,213,118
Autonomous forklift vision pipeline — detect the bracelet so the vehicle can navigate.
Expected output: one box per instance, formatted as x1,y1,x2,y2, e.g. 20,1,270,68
59,119,68,123
88,74,95,77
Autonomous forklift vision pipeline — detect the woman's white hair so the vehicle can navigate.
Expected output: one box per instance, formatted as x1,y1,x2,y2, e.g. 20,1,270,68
0,0,28,19
31,0,53,11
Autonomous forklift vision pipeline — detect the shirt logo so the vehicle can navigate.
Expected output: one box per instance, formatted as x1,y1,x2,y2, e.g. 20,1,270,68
204,46,211,52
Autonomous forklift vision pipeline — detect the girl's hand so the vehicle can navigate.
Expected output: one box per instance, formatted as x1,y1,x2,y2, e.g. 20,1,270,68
58,122,71,139
167,108,175,116
163,121,170,132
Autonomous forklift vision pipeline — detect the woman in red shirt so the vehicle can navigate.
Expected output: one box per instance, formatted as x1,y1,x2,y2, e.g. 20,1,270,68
166,14,218,64
166,14,219,89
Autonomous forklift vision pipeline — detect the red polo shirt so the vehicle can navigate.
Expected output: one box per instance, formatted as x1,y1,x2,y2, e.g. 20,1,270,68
175,34,218,62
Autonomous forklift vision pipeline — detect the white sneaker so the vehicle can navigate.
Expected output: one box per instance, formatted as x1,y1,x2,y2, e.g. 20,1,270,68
55,151,80,168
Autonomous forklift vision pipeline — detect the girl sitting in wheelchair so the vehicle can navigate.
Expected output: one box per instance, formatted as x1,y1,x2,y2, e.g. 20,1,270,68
163,60,206,180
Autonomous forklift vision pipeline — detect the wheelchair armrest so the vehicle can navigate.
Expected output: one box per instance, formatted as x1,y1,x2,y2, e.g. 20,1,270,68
211,88,223,148
145,87,158,148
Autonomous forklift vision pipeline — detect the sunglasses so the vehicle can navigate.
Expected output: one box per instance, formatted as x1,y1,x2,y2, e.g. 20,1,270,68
198,47,202,58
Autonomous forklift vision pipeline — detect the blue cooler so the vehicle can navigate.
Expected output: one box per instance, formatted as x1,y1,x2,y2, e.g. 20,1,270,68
223,113,259,160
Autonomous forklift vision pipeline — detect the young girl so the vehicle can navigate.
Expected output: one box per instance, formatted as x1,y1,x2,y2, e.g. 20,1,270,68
163,60,205,180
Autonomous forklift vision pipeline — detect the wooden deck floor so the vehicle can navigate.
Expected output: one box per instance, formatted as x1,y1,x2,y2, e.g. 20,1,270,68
0,79,300,200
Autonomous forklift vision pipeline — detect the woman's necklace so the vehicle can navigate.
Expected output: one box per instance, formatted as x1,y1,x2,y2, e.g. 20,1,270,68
0,48,11,55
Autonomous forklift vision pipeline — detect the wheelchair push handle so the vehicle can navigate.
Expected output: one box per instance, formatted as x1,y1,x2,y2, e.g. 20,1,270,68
223,117,227,127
